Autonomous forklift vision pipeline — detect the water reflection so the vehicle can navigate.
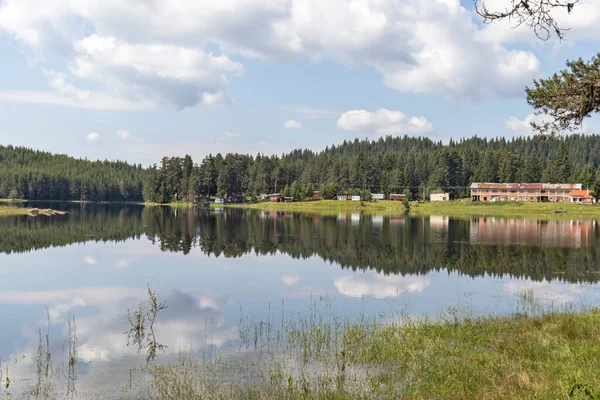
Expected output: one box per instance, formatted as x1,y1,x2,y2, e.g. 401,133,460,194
2,206,600,283
2,204,600,397
470,217,596,248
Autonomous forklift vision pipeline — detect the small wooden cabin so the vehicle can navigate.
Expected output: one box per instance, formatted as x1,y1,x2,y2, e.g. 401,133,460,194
389,194,407,201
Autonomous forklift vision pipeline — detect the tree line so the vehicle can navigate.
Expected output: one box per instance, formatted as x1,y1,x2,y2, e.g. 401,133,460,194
0,145,145,201
143,134,600,203
4,134,600,204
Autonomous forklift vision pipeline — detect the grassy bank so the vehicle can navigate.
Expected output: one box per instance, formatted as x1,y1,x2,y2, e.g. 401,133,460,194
3,298,600,399
144,201,198,207
142,308,600,400
412,199,600,218
145,198,600,219
226,199,406,215
0,206,66,217
0,206,29,216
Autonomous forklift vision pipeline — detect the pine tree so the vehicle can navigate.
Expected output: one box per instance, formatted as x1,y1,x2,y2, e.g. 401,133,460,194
498,149,520,183
520,153,542,183
553,142,571,182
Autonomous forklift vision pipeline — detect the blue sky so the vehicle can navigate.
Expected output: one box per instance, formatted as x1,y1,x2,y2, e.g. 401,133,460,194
0,0,599,165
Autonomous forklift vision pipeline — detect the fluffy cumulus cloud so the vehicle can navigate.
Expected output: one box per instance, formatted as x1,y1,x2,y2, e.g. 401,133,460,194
337,108,433,137
283,119,302,129
87,132,100,142
72,34,243,109
505,113,553,135
0,0,556,110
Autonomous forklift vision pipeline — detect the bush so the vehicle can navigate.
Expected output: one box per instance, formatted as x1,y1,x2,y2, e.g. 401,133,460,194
402,198,410,212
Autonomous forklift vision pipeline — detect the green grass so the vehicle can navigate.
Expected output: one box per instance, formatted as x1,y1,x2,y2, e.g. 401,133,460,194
139,308,600,400
149,198,600,219
0,198,27,203
4,294,600,399
225,199,407,215
0,206,29,216
411,199,600,218
0,206,66,217
144,201,197,207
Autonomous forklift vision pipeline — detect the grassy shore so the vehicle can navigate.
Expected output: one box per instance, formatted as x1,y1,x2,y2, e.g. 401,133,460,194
0,206,66,217
411,199,600,218
226,199,406,215
3,295,600,399
0,206,30,216
219,198,600,218
141,308,600,399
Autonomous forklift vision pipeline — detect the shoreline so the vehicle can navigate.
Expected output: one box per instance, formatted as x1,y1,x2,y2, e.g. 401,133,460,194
4,198,600,218
0,206,67,217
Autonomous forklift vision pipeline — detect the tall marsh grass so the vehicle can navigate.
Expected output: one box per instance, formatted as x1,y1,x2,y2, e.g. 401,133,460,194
3,290,600,399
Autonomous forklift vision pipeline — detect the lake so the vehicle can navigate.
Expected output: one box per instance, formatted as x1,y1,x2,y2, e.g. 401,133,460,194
1,204,600,398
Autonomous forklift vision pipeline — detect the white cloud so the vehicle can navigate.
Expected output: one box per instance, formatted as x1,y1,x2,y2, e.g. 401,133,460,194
84,256,97,265
0,0,552,110
337,108,433,137
281,275,300,285
335,273,430,299
87,132,100,142
116,129,131,140
283,119,302,129
0,89,153,111
505,113,553,135
72,34,243,109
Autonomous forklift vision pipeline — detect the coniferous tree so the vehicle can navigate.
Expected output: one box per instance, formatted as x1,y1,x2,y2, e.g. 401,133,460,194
553,142,571,182
520,153,542,183
498,149,520,183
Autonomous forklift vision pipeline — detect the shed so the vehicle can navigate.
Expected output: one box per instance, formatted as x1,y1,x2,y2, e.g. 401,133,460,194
389,194,406,201
430,192,450,202
269,194,283,202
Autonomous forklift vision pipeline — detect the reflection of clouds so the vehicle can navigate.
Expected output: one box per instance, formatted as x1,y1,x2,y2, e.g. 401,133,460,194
503,281,585,304
84,256,97,265
113,257,141,269
334,273,430,299
69,290,230,362
0,287,142,305
1,288,233,396
281,275,300,286
0,287,144,323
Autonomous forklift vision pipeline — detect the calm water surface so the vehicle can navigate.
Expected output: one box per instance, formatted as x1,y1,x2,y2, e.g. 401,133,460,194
1,204,600,396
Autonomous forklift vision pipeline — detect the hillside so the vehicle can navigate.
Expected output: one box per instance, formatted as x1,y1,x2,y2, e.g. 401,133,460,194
0,145,145,202
144,134,600,203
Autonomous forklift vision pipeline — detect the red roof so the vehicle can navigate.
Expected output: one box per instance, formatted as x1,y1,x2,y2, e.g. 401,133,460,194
571,190,594,199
